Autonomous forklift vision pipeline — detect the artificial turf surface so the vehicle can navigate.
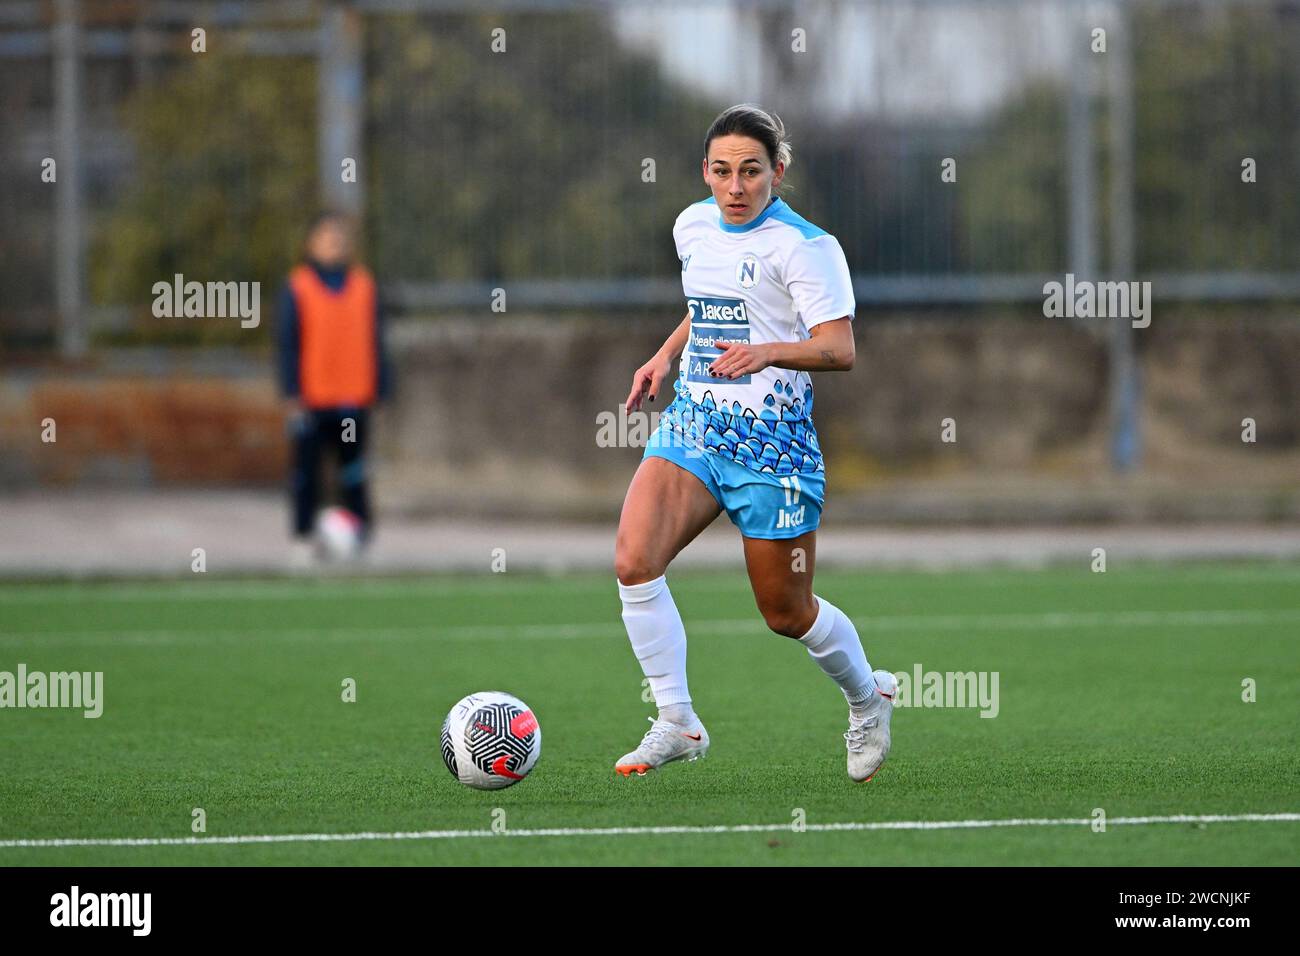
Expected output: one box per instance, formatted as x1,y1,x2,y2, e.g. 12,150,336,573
1,562,1297,866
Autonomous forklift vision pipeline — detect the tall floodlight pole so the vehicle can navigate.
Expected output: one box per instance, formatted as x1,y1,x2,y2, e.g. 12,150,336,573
53,0,86,359
1066,5,1098,289
318,1,365,221
1107,0,1140,472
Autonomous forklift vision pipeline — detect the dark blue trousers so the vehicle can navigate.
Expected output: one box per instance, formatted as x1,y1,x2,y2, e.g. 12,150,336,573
290,407,372,539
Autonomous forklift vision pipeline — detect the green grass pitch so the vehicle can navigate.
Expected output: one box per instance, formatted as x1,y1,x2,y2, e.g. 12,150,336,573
1,562,1297,866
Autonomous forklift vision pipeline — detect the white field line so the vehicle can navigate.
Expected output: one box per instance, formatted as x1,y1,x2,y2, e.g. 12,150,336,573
0,577,591,604
2,813,1298,850
3,607,1299,647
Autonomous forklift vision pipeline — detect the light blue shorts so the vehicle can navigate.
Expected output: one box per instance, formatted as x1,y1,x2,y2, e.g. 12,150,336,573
643,424,825,540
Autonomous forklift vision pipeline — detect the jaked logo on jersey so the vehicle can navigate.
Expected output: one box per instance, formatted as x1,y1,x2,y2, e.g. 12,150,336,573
687,297,748,325
686,296,751,385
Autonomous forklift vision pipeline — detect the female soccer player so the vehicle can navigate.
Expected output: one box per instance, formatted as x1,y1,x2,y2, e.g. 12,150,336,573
614,104,897,781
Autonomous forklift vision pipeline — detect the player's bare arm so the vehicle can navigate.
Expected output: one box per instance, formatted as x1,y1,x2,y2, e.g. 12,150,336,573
625,310,690,412
708,316,855,379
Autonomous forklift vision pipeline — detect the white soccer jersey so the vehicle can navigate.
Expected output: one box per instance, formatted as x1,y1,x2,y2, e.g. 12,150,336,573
663,195,856,475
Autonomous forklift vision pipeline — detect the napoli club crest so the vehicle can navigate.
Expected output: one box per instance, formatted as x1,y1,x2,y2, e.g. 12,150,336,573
736,253,761,289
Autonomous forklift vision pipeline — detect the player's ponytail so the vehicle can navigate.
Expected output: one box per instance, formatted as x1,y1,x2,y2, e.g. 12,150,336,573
704,104,793,190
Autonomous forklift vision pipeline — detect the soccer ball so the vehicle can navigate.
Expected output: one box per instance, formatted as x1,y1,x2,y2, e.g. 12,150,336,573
440,691,541,790
316,506,362,560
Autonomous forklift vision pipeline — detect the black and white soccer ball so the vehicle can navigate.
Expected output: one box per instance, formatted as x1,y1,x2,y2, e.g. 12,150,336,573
440,691,541,790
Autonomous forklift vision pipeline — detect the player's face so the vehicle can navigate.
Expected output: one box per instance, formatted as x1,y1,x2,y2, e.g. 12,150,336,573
703,134,785,225
307,220,351,267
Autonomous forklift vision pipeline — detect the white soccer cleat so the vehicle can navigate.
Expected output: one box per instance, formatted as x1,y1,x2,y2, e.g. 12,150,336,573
615,716,709,777
846,670,898,783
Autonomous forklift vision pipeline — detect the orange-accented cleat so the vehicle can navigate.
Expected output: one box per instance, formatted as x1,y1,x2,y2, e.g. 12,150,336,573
614,716,709,776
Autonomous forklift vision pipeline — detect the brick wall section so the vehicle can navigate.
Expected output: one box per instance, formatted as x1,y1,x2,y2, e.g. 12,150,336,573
1,314,1297,506
2,375,285,485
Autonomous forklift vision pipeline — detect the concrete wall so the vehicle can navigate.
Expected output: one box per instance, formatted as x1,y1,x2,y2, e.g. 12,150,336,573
3,311,1298,521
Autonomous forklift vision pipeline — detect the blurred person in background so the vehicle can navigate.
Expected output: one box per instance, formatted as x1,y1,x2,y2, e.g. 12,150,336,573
276,211,391,568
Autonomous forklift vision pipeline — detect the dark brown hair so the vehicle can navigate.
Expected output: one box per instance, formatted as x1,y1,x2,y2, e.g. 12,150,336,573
703,104,793,177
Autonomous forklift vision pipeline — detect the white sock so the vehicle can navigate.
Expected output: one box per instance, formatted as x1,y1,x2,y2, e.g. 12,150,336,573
798,596,877,706
618,575,696,722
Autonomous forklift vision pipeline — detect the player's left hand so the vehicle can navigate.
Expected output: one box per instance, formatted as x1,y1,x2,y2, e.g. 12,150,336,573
709,340,772,379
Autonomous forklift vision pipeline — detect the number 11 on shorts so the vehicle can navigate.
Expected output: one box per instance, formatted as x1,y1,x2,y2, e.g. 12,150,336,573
779,475,802,506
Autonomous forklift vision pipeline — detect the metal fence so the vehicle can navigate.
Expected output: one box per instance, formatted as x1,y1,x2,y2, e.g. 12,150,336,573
2,0,1298,358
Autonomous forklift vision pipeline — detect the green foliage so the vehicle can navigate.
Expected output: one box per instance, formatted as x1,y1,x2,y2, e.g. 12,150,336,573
365,13,717,282
91,11,719,346
1132,2,1300,271
960,87,1067,273
90,54,318,342
83,3,1300,347
959,3,1300,275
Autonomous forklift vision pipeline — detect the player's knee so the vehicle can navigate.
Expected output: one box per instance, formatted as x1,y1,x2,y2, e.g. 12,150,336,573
759,598,817,639
615,555,663,587
614,529,667,585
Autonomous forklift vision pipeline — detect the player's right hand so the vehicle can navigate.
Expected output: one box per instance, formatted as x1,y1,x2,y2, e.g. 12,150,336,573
625,353,671,414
